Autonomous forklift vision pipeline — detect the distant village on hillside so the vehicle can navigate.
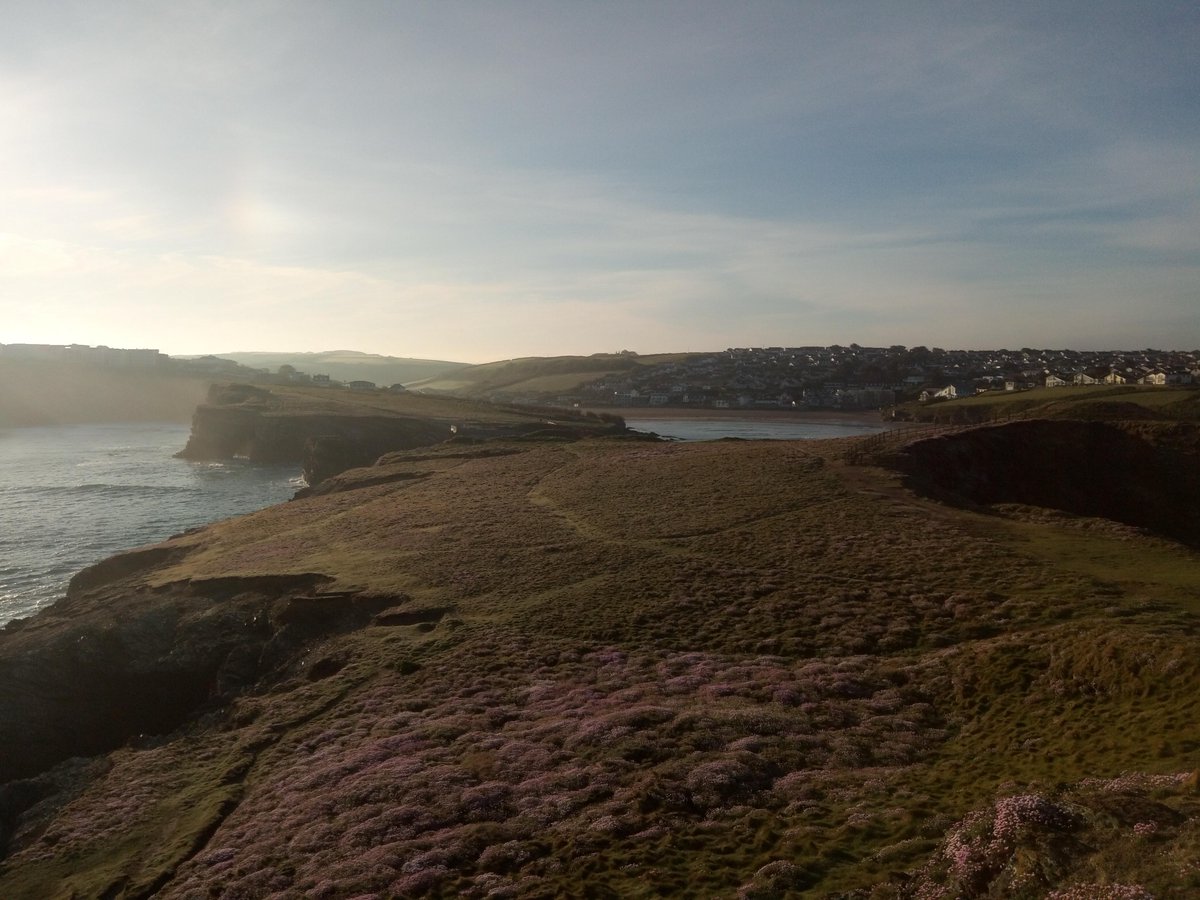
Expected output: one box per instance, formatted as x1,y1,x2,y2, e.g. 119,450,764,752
3,342,1198,412
530,345,1200,411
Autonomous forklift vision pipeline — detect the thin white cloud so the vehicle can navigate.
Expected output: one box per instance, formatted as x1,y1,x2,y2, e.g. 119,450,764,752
0,1,1197,358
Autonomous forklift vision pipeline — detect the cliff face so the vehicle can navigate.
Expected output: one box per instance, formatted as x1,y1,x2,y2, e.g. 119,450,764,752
897,419,1200,545
178,405,453,474
0,545,396,785
175,383,623,484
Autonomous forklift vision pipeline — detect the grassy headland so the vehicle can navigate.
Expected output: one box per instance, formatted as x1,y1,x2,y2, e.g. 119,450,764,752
0,408,1197,897
175,382,625,484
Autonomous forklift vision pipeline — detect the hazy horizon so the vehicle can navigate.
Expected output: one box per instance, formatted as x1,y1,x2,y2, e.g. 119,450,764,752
168,342,1200,361
3,2,1197,363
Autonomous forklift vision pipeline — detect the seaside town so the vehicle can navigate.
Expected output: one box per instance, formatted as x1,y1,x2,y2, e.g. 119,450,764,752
3,342,1199,411
520,345,1200,410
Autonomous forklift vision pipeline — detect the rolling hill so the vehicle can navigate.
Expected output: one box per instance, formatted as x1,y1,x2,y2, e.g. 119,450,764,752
409,352,702,399
181,351,469,387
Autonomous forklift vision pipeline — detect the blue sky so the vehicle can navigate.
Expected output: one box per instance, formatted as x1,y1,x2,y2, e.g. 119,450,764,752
1,1,1197,362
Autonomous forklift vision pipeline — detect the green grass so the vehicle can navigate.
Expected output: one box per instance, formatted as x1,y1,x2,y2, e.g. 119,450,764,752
4,432,1199,897
410,352,702,398
994,513,1200,607
0,747,248,899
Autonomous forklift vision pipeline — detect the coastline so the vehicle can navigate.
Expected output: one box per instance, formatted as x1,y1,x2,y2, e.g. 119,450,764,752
0,422,301,626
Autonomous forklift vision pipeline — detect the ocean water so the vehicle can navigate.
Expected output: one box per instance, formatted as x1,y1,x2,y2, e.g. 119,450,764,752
0,423,303,625
623,415,888,442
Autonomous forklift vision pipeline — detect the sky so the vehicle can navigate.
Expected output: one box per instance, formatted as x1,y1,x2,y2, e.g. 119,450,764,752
1,1,1197,363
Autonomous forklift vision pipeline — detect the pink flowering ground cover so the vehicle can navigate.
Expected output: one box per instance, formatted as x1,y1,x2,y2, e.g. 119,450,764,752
153,639,949,897
903,772,1200,899
2,436,1199,897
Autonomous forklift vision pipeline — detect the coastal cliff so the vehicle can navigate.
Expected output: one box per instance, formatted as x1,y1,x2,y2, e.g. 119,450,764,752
176,383,623,484
2,418,1199,897
897,419,1200,546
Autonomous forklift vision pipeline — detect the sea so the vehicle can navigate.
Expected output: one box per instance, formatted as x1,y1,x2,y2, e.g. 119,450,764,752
0,423,303,626
622,415,888,442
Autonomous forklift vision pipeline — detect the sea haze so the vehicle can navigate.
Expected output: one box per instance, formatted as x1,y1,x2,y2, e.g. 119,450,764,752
0,423,302,625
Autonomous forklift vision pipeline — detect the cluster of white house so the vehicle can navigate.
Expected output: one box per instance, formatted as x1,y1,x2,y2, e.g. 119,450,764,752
919,367,1199,403
1042,369,1179,387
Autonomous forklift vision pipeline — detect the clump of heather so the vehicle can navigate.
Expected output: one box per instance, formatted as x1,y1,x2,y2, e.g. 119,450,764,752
908,771,1200,899
910,793,1081,896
